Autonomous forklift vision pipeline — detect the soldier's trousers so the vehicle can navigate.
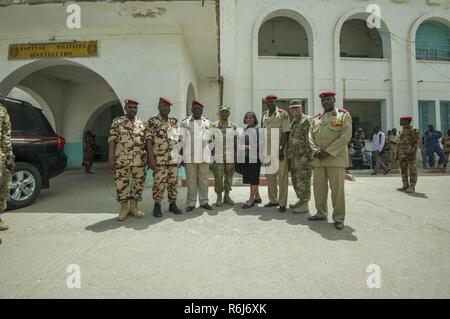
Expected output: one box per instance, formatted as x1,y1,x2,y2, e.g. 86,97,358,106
185,163,210,207
313,166,346,223
445,152,450,168
266,158,289,207
427,146,445,167
0,167,11,214
212,163,234,194
153,165,178,203
389,148,398,168
114,166,146,202
288,158,312,204
399,156,417,186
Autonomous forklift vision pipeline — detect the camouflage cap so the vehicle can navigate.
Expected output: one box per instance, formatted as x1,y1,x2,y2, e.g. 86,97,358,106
219,105,231,112
289,99,302,108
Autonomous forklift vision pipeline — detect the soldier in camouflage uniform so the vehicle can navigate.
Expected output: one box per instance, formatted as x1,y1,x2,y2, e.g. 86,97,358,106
147,97,182,217
441,129,450,170
0,103,15,231
396,116,420,194
108,99,148,221
286,100,312,214
388,128,400,168
211,105,237,207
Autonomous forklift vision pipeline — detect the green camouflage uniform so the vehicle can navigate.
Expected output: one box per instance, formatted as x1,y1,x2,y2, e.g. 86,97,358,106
398,125,419,187
108,116,148,202
211,119,236,194
287,115,312,204
0,104,13,214
147,114,180,203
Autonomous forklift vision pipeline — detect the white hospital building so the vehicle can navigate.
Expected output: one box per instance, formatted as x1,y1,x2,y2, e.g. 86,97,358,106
0,0,449,167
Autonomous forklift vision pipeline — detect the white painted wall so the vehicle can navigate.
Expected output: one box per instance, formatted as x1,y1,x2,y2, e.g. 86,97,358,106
220,0,450,132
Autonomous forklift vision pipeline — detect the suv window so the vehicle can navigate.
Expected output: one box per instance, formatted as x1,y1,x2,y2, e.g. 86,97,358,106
2,99,55,136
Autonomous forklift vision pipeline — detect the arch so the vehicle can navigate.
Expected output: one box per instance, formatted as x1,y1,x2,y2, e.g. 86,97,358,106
186,83,196,116
0,59,121,167
415,19,450,61
258,16,310,57
252,6,318,116
335,11,392,60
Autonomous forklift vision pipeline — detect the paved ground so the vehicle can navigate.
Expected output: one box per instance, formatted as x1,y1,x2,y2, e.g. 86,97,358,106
1,166,450,299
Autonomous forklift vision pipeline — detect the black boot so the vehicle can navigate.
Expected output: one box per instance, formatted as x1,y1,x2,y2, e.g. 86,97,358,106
169,202,182,214
153,203,162,218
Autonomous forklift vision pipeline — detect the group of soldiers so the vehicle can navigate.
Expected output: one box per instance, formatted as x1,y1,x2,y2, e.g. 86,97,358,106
106,92,351,230
0,92,435,232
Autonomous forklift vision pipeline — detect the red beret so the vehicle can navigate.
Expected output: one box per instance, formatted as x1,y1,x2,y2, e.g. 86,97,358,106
400,116,413,120
265,94,278,101
192,99,204,108
159,97,173,106
319,92,336,98
125,99,139,106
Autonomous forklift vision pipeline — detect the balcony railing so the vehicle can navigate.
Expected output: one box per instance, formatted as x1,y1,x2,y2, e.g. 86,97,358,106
416,48,450,62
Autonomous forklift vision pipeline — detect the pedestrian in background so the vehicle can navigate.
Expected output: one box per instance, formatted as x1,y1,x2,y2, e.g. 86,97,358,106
371,126,390,175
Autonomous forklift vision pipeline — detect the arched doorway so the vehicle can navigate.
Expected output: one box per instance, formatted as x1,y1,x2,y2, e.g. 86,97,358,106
0,59,120,167
84,101,123,163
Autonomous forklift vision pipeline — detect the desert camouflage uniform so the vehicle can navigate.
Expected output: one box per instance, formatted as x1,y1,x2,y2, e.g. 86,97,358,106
147,114,180,203
0,104,13,214
398,125,419,187
108,116,148,202
287,115,312,205
211,119,237,194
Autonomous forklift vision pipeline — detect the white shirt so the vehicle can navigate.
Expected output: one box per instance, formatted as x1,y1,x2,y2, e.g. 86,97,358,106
372,131,385,152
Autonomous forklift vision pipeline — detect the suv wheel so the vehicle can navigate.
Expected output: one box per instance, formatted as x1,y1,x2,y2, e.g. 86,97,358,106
7,162,42,209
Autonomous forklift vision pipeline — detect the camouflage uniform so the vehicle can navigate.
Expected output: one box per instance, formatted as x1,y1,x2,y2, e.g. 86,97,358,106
147,114,180,203
388,133,400,168
441,135,450,168
398,125,419,189
108,116,148,202
0,104,13,214
211,119,237,195
287,115,312,205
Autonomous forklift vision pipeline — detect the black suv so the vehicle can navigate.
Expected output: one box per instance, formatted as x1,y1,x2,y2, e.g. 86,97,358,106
1,96,67,209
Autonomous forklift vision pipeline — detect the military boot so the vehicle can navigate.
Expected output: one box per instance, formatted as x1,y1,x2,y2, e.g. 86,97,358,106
153,203,162,218
223,192,235,205
0,218,9,231
289,200,302,210
293,202,309,214
406,184,416,193
117,201,130,221
129,199,144,218
216,193,223,207
169,202,182,215
397,183,409,192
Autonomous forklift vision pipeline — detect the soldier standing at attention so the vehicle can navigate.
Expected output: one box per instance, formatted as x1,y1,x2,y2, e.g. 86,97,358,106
441,128,450,170
108,99,147,221
211,105,237,207
389,128,400,169
180,100,213,212
286,100,312,214
308,92,352,230
261,94,291,213
147,97,183,218
0,103,15,231
396,116,420,194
